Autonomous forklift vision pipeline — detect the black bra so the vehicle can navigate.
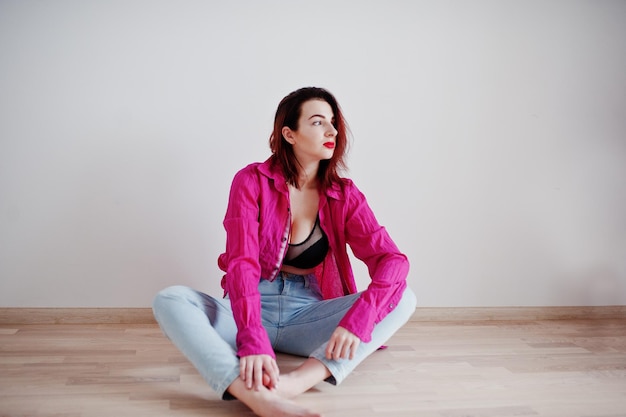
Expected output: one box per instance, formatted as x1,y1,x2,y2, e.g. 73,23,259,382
282,217,329,269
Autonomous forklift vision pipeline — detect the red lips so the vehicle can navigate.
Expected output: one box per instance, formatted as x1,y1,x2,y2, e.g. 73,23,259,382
324,142,335,149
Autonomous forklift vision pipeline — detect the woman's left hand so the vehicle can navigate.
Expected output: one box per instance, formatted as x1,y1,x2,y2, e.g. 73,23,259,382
325,326,360,360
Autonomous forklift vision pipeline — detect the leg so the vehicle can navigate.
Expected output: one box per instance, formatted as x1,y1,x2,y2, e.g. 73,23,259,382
277,285,417,389
227,378,322,417
154,285,322,417
311,287,417,385
275,357,332,398
152,285,240,398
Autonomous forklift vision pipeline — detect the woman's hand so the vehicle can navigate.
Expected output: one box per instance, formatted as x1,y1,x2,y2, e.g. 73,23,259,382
239,354,280,391
326,326,361,360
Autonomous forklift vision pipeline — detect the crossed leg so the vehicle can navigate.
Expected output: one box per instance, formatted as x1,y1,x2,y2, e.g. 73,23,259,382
227,358,329,417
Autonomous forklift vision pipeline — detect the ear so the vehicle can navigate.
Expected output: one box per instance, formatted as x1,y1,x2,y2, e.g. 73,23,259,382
282,126,296,145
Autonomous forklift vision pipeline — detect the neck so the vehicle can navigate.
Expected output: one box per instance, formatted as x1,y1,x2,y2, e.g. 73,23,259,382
295,161,320,189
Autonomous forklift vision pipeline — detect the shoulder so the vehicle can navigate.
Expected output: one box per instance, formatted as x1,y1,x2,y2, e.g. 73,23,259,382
233,162,263,178
230,158,287,194
326,177,365,202
232,160,277,183
228,162,264,195
338,177,356,190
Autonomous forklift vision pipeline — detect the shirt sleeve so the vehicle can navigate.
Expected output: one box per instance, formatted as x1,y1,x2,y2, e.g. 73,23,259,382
222,168,275,358
337,182,410,342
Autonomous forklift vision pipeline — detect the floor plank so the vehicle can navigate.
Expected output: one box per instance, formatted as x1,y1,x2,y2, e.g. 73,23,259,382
1,319,625,416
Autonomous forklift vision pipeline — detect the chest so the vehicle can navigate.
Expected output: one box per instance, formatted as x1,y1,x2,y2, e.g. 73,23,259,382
288,186,320,244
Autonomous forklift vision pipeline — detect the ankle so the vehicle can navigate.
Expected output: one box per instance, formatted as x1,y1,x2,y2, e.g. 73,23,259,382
227,378,321,417
277,360,331,398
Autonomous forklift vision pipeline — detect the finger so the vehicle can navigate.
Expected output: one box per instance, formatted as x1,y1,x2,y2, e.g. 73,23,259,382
330,338,339,360
348,341,356,359
331,338,343,360
339,341,349,359
343,338,357,360
346,337,357,359
254,360,264,390
240,358,246,381
272,359,280,377
244,359,254,389
340,340,352,360
267,360,280,388
325,339,336,360
350,340,360,359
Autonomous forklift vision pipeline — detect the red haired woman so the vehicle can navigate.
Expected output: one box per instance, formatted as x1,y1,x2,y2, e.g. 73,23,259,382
154,87,416,417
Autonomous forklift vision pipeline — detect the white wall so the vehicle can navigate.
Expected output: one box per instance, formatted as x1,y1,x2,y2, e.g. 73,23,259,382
1,0,625,308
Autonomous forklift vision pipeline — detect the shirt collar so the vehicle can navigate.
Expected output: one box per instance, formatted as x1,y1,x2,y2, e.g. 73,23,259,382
324,181,344,200
258,157,288,194
258,157,345,200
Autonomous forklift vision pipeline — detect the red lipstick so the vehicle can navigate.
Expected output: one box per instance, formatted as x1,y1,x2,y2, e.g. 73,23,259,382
323,142,335,149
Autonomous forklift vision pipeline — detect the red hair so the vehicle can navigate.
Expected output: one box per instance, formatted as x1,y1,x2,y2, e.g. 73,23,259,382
269,87,350,189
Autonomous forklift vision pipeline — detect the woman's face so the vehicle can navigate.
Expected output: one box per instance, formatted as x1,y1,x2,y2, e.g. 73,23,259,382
282,99,338,166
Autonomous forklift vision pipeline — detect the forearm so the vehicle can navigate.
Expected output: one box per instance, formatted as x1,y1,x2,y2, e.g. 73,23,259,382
339,256,409,342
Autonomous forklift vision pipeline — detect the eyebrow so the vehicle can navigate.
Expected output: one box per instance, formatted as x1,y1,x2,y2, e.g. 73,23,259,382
308,114,335,120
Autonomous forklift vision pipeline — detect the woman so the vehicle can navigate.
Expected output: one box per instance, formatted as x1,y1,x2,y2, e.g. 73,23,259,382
153,87,416,417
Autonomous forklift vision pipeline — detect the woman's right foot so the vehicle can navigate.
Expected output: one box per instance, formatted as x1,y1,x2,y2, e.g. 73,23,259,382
249,394,321,417
228,377,322,417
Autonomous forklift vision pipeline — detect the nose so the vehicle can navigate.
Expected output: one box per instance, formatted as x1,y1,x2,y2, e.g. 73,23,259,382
326,123,337,137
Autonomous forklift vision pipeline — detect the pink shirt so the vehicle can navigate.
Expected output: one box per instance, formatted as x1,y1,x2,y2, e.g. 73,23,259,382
218,158,410,358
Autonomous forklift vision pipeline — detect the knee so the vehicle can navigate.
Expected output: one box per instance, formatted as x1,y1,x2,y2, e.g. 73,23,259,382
152,285,194,316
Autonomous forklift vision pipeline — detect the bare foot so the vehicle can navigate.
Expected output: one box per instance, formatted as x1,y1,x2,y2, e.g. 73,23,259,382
250,393,321,417
275,358,332,399
228,377,322,417
275,372,310,399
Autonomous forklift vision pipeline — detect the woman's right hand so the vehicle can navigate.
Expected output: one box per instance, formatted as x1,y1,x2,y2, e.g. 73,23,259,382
239,354,280,391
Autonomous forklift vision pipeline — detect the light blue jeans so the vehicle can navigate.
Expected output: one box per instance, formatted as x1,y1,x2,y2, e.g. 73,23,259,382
153,273,416,399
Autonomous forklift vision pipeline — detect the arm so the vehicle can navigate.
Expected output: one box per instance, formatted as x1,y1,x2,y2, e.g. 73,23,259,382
222,168,279,389
222,168,275,359
337,183,410,343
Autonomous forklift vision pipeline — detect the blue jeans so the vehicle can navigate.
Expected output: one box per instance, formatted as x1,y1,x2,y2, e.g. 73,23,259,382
153,273,416,399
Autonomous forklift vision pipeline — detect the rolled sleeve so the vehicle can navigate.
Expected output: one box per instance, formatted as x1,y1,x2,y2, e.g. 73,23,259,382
221,168,275,358
339,183,410,342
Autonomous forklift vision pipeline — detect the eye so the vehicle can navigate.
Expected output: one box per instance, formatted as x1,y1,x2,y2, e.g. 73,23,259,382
312,120,322,126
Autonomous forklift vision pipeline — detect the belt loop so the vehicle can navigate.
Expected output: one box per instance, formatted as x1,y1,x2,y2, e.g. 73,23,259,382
303,274,310,288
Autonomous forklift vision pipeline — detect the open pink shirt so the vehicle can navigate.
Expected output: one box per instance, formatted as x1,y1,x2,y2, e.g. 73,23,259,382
218,158,410,358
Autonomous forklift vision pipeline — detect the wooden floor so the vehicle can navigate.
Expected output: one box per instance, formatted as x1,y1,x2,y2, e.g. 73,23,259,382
1,318,625,417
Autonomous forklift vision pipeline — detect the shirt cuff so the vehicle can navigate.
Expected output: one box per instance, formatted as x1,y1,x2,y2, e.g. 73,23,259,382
236,326,276,358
